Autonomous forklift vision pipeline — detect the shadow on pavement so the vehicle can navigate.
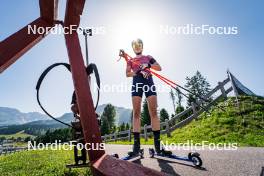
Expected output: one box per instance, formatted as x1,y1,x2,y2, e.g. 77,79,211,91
155,157,207,172
131,157,178,176
132,157,143,165
260,167,264,176
157,158,181,176
131,156,207,175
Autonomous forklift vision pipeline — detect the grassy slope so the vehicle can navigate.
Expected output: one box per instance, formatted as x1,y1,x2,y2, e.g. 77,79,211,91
163,96,264,146
110,96,264,146
0,130,34,139
0,149,91,176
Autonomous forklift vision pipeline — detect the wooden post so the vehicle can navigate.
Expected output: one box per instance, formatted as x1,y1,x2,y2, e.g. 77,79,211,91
105,135,108,142
218,82,227,99
114,132,117,142
165,119,171,137
191,102,197,118
128,130,131,142
144,124,148,141
227,70,239,108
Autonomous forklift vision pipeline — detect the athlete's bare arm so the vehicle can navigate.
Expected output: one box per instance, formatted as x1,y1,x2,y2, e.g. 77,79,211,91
126,63,136,77
151,61,162,71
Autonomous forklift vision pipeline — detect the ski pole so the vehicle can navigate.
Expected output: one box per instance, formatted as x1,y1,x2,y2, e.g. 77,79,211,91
119,50,225,112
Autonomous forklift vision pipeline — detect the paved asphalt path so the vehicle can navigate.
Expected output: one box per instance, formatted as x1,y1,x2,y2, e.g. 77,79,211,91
105,144,264,176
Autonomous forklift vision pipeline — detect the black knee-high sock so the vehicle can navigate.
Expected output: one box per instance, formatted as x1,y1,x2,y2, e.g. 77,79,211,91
153,130,162,152
133,132,140,153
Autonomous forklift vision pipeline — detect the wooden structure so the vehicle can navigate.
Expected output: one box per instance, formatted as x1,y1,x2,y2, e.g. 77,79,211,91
0,1,168,175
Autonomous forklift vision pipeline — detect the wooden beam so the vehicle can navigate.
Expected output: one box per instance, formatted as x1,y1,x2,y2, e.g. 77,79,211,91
0,0,58,73
93,154,169,176
64,0,85,28
0,18,53,73
63,2,168,176
64,0,106,166
39,0,58,24
64,31,105,164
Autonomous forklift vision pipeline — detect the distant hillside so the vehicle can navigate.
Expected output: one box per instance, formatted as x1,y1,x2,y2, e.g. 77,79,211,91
0,130,34,140
26,113,74,126
0,104,131,127
0,107,48,126
0,104,131,135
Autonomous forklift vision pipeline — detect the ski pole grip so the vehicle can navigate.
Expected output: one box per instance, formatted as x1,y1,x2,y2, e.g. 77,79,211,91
119,49,125,57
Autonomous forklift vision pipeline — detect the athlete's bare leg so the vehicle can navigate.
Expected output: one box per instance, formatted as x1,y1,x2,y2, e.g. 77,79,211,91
147,95,160,131
132,96,142,132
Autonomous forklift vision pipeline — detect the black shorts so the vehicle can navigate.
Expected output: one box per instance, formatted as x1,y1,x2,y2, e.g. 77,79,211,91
131,74,157,98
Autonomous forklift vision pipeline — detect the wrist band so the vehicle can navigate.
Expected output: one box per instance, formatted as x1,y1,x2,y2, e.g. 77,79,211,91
149,58,156,64
147,63,151,68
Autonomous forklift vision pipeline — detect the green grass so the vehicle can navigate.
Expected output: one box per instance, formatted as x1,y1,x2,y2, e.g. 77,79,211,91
109,138,153,145
12,142,30,147
0,149,91,176
1,96,263,175
109,96,264,147
0,130,34,139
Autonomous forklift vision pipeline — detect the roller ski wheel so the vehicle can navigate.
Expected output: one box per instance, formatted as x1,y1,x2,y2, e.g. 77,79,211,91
188,152,202,167
111,153,119,159
149,148,155,158
190,153,203,167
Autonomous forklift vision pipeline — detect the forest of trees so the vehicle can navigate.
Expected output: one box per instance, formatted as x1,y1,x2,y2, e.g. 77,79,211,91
170,70,211,121
100,104,116,135
185,71,211,106
0,124,62,136
141,99,151,126
35,128,72,144
100,104,131,135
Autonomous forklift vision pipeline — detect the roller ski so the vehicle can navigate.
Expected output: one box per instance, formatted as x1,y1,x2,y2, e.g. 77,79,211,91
123,132,144,160
124,148,144,160
112,148,144,160
112,132,144,160
148,148,203,167
150,130,202,167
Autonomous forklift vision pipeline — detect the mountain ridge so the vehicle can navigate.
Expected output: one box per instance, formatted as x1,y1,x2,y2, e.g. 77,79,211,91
0,105,132,128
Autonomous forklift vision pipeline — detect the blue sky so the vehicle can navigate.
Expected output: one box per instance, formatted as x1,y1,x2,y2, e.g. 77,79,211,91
0,0,263,116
